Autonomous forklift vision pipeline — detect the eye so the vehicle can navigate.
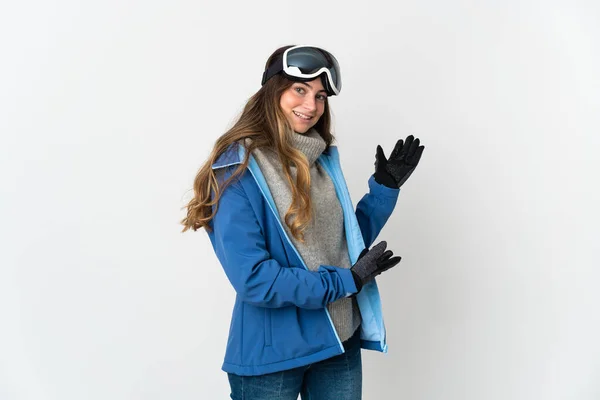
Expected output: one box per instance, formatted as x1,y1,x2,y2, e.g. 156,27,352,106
317,94,327,101
294,87,305,94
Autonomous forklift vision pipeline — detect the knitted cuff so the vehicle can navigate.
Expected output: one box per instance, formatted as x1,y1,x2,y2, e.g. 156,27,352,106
351,270,363,294
373,171,397,189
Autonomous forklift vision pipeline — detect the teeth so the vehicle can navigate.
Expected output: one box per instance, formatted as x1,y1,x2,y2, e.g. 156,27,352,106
293,111,311,120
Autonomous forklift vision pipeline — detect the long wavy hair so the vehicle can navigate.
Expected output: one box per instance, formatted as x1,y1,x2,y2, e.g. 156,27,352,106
180,45,335,242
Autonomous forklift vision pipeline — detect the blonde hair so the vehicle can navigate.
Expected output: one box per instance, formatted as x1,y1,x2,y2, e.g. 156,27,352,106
180,46,334,242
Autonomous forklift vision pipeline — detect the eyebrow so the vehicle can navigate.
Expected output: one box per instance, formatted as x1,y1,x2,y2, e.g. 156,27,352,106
298,82,327,94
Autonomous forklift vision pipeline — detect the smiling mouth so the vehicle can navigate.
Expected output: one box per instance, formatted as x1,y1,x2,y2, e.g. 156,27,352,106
293,111,313,121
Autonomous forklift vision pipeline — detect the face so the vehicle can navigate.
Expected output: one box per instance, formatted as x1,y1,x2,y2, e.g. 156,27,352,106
279,77,327,134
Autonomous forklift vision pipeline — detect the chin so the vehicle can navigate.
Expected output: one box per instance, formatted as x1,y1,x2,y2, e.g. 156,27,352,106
293,124,313,134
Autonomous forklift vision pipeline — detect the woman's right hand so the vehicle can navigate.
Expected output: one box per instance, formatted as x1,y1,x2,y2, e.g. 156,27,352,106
350,241,401,292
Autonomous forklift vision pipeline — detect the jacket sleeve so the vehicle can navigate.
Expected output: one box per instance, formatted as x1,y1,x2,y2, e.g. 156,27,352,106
355,175,400,249
209,172,358,309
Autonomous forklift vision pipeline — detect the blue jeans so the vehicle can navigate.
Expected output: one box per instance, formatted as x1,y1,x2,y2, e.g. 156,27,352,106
227,327,363,400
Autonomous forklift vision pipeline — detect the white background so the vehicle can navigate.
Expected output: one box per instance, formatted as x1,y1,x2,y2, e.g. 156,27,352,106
1,1,599,399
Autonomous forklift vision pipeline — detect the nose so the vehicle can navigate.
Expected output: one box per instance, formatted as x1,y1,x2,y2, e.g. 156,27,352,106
303,96,317,113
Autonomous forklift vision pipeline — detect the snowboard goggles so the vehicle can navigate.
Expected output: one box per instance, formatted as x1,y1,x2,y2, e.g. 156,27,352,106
261,45,342,96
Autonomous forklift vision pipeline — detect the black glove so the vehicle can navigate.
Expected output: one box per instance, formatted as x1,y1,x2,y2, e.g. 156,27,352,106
374,135,425,189
350,241,401,293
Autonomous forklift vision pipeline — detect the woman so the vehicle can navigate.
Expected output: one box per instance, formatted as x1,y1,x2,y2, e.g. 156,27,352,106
181,45,424,400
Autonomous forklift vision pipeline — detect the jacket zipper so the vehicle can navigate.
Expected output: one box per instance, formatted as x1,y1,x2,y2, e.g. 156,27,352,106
240,147,346,354
319,152,387,351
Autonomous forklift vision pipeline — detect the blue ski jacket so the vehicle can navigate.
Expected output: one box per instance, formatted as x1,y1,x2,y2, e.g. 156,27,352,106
206,141,400,376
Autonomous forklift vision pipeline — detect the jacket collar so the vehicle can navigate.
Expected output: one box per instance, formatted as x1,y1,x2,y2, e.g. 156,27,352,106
211,141,335,170
211,141,243,170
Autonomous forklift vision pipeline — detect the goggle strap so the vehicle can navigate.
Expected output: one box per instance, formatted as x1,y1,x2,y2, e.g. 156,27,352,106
261,56,284,85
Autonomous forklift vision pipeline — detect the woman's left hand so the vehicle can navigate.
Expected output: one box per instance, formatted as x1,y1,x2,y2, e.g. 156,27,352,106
373,135,425,189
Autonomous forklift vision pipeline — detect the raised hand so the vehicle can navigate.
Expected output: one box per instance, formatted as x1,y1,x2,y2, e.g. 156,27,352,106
374,135,425,189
